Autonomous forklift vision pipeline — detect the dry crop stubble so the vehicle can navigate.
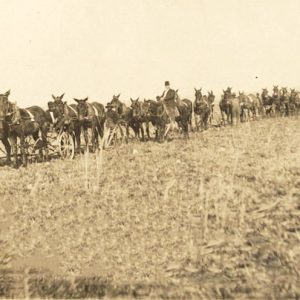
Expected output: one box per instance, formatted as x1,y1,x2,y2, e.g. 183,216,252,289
0,117,299,298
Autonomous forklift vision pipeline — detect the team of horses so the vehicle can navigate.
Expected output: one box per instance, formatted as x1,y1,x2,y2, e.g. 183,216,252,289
0,86,299,167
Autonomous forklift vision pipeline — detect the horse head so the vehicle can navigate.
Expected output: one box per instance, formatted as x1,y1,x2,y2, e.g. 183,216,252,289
111,94,123,115
130,97,141,118
194,88,202,102
51,93,65,115
74,97,89,121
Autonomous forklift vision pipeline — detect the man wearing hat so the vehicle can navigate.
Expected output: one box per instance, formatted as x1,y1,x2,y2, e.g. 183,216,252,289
160,81,179,130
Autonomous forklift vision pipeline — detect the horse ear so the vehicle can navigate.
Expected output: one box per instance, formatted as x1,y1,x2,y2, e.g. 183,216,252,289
84,97,88,102
194,88,197,92
130,98,133,102
73,98,79,103
52,94,56,100
137,97,139,101
60,93,65,99
5,90,10,96
116,94,120,98
175,89,178,93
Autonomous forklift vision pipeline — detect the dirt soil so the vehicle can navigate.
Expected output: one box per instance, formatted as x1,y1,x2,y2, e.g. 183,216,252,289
0,117,300,299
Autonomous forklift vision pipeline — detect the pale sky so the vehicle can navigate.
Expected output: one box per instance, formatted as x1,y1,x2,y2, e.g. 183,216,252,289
1,0,300,107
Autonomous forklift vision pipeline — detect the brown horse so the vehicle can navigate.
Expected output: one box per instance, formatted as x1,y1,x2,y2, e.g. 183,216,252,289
7,101,50,167
143,99,169,142
219,87,233,125
261,88,275,116
271,85,282,116
194,88,211,130
280,87,290,116
174,90,192,138
207,91,215,124
73,97,106,151
289,89,300,116
110,94,135,139
50,94,81,152
130,98,150,141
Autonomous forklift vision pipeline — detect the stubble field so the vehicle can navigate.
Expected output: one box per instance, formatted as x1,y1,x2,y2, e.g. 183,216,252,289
0,117,300,299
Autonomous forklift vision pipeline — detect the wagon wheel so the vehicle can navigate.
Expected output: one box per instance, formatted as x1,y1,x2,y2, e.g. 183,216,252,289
58,131,75,160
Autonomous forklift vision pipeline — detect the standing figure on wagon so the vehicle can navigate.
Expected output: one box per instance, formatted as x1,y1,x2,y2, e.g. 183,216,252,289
159,81,180,132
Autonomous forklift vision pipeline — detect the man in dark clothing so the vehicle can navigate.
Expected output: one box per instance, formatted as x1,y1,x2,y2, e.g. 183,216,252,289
160,81,179,130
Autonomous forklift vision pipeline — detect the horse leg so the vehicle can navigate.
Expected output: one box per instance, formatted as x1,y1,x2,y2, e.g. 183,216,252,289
146,121,150,140
83,126,89,151
140,123,145,141
9,135,18,167
2,137,11,165
19,135,27,167
75,124,81,153
98,118,105,139
91,122,97,152
41,126,49,161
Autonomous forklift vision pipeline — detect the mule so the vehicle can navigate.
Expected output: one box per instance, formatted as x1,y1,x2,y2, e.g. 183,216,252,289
73,97,106,151
194,88,211,130
207,91,215,124
130,98,150,141
7,102,50,167
261,88,275,116
280,87,290,116
174,90,192,138
143,99,169,142
50,94,81,152
271,85,282,116
109,94,135,140
219,87,234,125
289,89,300,116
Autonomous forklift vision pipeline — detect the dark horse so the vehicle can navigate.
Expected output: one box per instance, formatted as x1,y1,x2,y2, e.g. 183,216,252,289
143,99,169,142
109,94,136,140
174,90,192,138
0,91,12,164
73,97,106,151
50,94,81,152
271,85,282,116
261,88,275,116
289,89,300,116
207,91,215,124
280,87,290,116
1,92,50,167
219,87,233,125
130,98,150,141
194,88,211,130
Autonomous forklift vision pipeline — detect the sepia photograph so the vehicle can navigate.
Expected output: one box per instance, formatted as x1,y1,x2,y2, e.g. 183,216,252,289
0,0,299,299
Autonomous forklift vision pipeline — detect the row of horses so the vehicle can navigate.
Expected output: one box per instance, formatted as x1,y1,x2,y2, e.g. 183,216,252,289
219,86,300,125
0,86,299,167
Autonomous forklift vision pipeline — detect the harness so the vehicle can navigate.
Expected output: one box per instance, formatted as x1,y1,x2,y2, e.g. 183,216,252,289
67,105,78,117
24,109,35,121
49,111,57,124
91,104,99,117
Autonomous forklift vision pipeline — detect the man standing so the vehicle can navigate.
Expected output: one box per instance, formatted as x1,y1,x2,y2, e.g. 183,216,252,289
160,81,179,130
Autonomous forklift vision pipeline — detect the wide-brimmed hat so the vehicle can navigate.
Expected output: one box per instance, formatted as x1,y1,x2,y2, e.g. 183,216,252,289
105,102,115,108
